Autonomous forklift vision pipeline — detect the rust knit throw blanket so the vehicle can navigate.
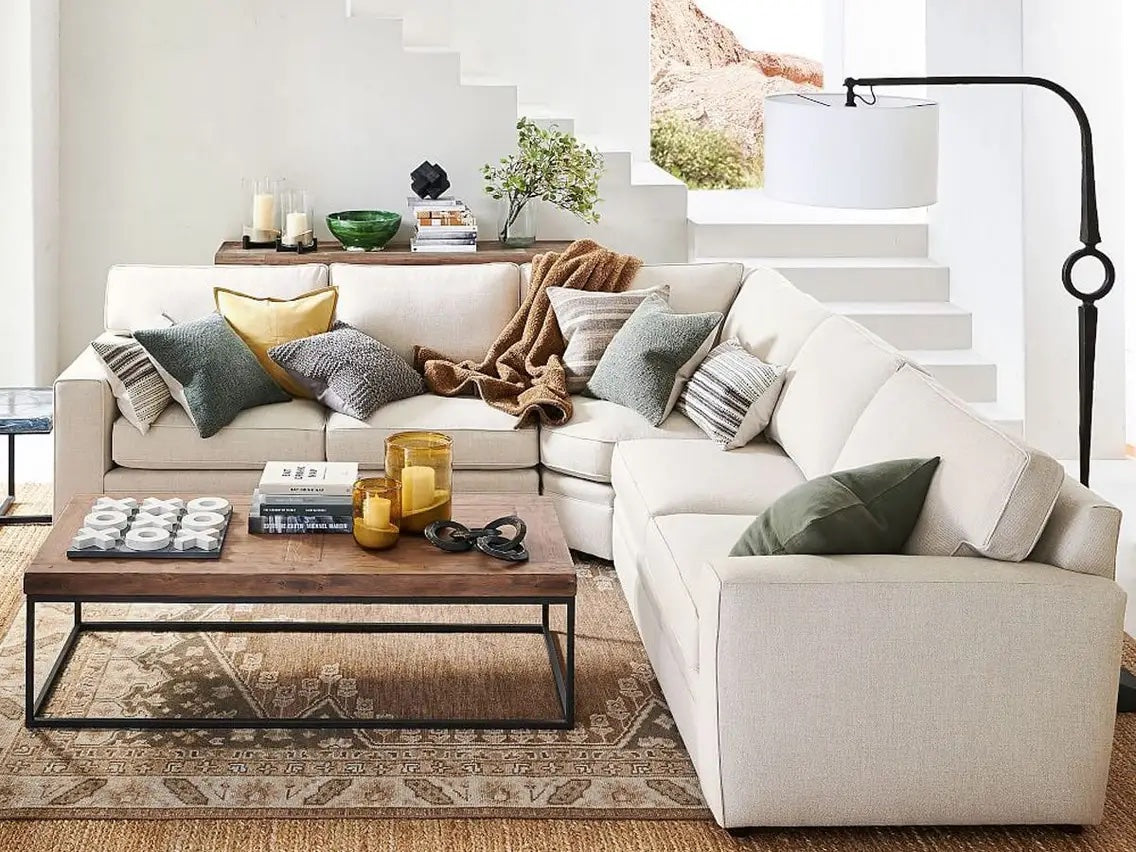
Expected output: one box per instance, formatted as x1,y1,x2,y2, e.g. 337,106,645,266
414,239,642,427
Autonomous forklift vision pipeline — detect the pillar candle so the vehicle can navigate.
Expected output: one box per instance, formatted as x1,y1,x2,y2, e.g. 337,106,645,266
285,211,310,241
362,495,391,529
252,193,275,231
400,466,436,514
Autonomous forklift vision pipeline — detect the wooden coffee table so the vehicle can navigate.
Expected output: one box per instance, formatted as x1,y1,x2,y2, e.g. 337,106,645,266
23,493,576,731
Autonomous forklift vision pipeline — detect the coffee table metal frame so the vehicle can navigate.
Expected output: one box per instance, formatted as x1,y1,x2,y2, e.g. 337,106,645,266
25,592,575,731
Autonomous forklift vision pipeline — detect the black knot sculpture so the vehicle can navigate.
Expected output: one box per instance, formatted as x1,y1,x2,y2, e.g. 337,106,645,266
411,161,451,200
424,516,529,562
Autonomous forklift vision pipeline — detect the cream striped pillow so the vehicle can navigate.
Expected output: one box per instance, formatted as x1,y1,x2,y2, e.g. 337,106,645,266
547,285,669,393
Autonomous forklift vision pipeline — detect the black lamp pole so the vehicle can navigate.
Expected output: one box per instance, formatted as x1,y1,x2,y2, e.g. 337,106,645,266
843,76,1134,713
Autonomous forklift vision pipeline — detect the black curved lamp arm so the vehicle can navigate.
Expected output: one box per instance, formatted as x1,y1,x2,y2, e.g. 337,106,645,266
845,74,1115,489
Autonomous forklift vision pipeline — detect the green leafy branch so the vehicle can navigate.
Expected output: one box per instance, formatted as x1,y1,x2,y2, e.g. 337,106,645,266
482,118,605,238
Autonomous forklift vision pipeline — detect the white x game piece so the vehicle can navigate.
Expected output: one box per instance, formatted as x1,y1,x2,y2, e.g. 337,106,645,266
71,526,121,550
132,511,177,531
83,509,129,531
141,497,185,514
172,528,220,551
94,496,139,513
181,510,226,532
125,527,171,551
187,496,231,516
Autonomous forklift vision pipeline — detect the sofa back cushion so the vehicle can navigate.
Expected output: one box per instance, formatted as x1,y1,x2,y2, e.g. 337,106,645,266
104,264,329,333
520,261,744,319
769,316,907,478
834,365,1064,561
330,263,520,364
722,267,831,366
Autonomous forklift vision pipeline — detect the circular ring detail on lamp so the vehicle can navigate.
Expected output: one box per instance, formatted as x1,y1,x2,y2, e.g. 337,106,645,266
1061,245,1115,302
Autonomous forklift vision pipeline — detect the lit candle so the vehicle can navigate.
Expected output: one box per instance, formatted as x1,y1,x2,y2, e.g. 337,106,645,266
401,466,436,514
252,193,276,231
362,495,390,529
285,211,310,241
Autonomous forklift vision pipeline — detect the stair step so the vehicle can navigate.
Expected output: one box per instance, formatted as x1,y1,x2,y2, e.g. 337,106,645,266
690,221,929,259
830,302,972,351
520,105,575,136
969,402,1024,437
902,350,997,403
705,257,949,302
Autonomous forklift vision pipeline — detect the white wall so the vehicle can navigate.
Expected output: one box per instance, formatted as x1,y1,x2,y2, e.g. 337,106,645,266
0,0,58,387
1022,0,1126,460
925,0,1024,418
352,0,650,159
1124,1,1136,444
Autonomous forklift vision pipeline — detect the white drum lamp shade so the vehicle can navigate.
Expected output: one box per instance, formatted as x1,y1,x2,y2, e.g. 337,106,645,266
763,93,940,209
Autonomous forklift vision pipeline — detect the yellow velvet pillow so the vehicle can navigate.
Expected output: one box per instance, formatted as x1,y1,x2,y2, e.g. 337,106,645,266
214,286,339,398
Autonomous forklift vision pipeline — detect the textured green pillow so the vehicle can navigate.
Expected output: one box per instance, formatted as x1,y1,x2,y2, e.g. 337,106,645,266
586,293,722,426
135,313,290,438
730,457,941,557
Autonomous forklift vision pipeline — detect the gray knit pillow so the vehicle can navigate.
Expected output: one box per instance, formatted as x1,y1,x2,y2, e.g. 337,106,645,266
586,293,723,426
134,313,290,439
269,322,423,421
547,284,669,392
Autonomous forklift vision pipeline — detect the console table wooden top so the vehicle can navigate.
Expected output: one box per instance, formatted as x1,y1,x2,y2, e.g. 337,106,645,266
215,239,572,266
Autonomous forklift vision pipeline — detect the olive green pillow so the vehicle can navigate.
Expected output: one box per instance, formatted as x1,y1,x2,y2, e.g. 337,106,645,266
730,457,941,557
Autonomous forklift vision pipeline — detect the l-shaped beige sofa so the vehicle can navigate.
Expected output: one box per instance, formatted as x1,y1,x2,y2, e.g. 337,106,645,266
55,260,1126,828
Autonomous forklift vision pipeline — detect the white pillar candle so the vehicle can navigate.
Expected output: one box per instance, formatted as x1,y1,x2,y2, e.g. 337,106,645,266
252,193,276,231
400,466,436,514
285,211,310,241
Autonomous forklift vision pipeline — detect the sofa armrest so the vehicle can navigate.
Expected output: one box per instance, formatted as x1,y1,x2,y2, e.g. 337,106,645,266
690,553,1125,828
53,347,115,517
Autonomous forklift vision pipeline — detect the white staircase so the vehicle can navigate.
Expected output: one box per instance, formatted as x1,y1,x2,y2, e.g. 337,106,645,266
346,0,688,261
690,192,1023,435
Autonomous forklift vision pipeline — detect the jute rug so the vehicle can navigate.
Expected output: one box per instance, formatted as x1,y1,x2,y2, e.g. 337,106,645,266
3,485,1136,852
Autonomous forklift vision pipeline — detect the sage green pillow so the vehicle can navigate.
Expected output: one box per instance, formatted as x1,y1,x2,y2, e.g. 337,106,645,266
730,457,941,557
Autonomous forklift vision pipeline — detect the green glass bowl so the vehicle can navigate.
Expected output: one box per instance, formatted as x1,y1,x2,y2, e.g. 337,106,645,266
326,210,402,251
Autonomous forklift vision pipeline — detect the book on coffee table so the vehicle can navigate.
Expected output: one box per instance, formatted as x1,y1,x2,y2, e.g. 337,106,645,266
258,462,358,497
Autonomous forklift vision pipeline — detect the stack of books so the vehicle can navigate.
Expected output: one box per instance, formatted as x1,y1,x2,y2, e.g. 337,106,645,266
409,196,477,253
249,461,358,534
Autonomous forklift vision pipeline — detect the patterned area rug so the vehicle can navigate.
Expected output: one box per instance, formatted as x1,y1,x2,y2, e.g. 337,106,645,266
0,487,704,819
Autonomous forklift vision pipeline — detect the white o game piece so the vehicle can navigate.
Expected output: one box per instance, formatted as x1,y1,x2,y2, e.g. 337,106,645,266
132,511,177,531
187,496,231,515
72,527,120,550
95,496,139,512
181,511,226,532
173,528,220,551
125,527,171,551
142,497,185,514
84,510,129,531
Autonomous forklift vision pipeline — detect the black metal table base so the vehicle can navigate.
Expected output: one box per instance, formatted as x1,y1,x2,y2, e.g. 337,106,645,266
1,434,51,526
25,595,575,730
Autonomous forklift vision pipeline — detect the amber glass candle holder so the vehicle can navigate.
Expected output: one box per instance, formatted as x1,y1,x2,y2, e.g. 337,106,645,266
384,431,453,534
352,477,402,550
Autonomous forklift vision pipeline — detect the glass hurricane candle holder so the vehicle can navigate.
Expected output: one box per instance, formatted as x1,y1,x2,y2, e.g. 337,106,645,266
243,177,281,246
352,477,402,551
384,431,453,534
280,188,315,248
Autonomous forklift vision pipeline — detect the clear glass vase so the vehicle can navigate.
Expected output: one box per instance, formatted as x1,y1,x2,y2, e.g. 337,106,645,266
499,200,536,247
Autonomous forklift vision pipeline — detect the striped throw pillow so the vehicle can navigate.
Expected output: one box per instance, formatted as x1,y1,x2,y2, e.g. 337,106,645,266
92,333,172,434
677,338,786,449
547,285,669,393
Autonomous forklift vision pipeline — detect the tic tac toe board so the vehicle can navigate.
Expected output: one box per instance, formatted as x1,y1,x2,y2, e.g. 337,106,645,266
65,496,234,560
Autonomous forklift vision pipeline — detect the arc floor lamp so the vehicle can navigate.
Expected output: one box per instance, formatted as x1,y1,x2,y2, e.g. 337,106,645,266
763,75,1133,713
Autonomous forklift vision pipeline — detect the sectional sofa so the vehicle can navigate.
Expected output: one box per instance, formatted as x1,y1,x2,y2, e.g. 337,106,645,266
54,260,1126,828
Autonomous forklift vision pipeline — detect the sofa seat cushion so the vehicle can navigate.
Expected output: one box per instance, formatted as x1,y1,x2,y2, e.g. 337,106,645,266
835,364,1065,561
112,399,327,470
643,513,754,673
539,397,704,482
611,438,805,548
325,395,539,470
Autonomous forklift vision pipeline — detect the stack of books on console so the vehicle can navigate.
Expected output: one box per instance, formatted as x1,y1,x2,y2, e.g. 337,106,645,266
249,461,359,534
409,196,477,253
